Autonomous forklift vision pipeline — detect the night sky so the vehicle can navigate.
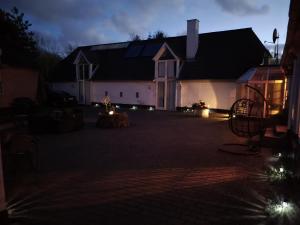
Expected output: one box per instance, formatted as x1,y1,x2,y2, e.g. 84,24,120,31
1,0,289,53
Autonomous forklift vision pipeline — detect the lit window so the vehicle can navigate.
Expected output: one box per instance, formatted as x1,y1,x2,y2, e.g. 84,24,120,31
136,92,139,98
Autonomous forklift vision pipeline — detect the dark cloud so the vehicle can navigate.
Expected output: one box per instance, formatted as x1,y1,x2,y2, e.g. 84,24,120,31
215,0,270,16
1,0,185,52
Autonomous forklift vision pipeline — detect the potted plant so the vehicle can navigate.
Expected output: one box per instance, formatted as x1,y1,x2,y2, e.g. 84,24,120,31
192,100,209,118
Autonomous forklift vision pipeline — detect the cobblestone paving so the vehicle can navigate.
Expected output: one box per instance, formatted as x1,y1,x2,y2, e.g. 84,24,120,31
6,109,272,225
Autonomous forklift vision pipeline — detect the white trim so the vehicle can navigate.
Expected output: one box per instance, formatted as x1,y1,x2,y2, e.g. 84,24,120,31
91,65,99,78
152,42,179,61
73,50,91,64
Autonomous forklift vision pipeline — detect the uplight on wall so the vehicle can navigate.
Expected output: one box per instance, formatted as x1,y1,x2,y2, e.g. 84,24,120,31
201,108,210,118
130,106,137,110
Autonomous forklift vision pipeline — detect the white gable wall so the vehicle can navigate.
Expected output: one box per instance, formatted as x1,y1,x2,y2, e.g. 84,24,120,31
91,81,156,105
179,80,237,109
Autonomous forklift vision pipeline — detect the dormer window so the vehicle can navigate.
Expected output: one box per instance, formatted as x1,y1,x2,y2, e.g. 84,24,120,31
158,61,165,77
78,64,89,80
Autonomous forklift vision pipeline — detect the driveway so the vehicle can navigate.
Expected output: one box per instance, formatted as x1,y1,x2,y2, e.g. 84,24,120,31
6,108,272,225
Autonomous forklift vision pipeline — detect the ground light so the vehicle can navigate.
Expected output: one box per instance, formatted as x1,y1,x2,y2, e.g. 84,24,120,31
266,199,298,219
279,167,284,173
115,105,120,109
130,106,137,110
108,110,114,115
201,108,210,118
94,103,99,107
148,106,154,111
267,165,291,182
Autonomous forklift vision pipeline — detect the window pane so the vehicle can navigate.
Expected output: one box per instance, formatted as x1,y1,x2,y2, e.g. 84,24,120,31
158,61,165,77
79,64,89,80
84,65,89,79
79,65,84,80
157,82,165,108
167,61,175,77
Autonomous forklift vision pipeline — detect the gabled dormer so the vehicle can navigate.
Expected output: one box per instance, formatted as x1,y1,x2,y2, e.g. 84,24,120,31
153,43,180,80
73,50,98,81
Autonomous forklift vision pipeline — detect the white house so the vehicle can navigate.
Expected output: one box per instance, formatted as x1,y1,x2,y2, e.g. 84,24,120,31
51,19,270,110
282,0,300,142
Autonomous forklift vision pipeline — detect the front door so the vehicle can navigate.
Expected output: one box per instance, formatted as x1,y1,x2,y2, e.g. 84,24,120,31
78,80,85,104
157,81,165,109
156,60,176,110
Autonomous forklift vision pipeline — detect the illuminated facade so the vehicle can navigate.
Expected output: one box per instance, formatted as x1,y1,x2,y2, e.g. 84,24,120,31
51,20,269,110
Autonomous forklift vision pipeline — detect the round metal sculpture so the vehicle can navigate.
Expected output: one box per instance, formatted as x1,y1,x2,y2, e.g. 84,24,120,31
219,85,268,155
229,98,265,138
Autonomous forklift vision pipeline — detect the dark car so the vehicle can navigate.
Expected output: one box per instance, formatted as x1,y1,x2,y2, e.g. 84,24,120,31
47,91,77,107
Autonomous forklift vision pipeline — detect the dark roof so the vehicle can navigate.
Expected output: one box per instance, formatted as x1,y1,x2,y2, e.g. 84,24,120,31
51,28,269,82
180,28,269,80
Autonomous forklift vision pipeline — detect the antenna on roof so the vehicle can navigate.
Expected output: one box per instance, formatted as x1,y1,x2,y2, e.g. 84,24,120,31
272,28,279,64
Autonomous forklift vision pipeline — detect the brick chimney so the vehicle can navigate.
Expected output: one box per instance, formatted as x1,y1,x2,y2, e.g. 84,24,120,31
186,19,199,59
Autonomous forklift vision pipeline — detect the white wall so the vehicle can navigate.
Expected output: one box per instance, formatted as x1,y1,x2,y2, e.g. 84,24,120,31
180,80,237,109
51,82,78,99
91,81,156,106
288,56,300,139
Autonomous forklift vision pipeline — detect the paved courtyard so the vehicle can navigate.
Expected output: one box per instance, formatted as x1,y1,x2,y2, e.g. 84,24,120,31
6,108,273,225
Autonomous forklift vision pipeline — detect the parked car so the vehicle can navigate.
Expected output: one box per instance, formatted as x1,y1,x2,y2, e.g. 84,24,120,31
11,97,36,115
47,91,77,107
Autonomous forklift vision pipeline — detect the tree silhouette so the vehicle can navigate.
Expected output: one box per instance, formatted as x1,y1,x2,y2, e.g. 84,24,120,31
0,7,38,67
147,30,167,40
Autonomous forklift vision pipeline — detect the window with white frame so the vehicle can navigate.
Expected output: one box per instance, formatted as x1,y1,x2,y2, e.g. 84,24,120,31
78,64,89,80
167,61,176,78
158,61,165,78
